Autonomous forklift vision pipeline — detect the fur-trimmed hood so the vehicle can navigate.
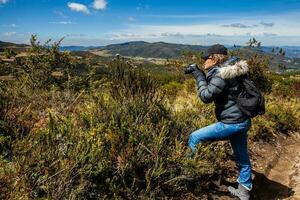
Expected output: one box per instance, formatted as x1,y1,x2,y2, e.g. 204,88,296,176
217,59,249,80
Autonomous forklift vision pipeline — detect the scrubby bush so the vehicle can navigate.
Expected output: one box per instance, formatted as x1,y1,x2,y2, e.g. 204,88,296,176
249,73,300,141
0,48,228,199
161,81,184,102
246,54,272,92
3,48,17,59
13,35,94,90
1,36,300,199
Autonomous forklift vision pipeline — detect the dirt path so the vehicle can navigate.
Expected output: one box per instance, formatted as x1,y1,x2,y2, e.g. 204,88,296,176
266,133,300,200
194,133,300,200
252,133,300,200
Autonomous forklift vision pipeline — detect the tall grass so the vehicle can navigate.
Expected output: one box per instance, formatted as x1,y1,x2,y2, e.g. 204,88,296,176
0,42,227,199
1,36,300,199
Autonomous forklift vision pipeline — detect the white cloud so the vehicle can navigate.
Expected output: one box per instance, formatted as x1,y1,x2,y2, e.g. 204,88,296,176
54,10,69,19
66,33,87,38
140,14,219,19
109,33,141,40
2,24,17,27
50,21,74,25
68,2,90,14
3,31,16,37
263,33,277,37
116,16,300,39
93,0,107,10
260,22,275,27
0,0,9,4
128,17,135,22
161,32,185,38
148,33,158,37
222,23,254,28
135,3,149,11
107,12,300,45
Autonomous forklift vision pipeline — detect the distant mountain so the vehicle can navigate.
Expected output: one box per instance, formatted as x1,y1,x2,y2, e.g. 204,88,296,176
0,41,99,52
92,41,300,59
0,41,29,52
261,46,300,58
3,40,300,59
1,40,300,72
92,41,208,58
230,46,300,72
60,46,88,51
0,41,28,48
90,41,300,72
60,46,102,52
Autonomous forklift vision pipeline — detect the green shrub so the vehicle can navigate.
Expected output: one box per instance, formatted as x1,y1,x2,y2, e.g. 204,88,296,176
161,81,184,101
0,55,228,199
250,96,300,141
1,35,300,199
3,48,17,59
268,72,300,98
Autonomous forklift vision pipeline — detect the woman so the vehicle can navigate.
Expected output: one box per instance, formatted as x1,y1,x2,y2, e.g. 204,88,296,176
186,44,252,200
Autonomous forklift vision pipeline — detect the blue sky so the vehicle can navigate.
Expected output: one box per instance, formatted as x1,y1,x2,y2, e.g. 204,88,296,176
1,0,300,46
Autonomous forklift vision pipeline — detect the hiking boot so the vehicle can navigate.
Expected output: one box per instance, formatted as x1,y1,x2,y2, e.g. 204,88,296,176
228,183,250,200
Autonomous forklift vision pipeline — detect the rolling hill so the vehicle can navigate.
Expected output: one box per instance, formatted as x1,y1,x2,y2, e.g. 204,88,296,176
0,41,28,48
91,41,207,58
1,40,300,72
89,41,300,72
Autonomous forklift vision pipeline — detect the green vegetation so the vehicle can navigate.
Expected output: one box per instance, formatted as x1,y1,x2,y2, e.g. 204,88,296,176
3,48,17,59
0,36,300,199
247,37,261,48
96,41,207,59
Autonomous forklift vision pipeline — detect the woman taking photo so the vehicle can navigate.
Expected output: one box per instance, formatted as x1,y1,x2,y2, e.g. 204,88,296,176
185,44,253,200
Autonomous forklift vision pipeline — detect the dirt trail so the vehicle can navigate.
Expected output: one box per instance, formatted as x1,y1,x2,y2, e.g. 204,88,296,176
266,133,300,200
252,133,300,200
192,133,300,200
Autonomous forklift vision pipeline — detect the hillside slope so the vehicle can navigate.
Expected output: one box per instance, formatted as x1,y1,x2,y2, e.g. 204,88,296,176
0,41,29,48
92,41,207,58
1,40,300,72
91,41,300,72
0,41,29,52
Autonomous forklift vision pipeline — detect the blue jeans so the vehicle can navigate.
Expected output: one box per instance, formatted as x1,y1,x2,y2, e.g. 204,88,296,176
188,119,252,190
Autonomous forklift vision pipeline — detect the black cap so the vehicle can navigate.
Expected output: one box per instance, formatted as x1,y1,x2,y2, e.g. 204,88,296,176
202,44,228,60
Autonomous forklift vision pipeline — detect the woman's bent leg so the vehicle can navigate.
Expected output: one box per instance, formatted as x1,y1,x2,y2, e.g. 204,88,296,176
188,122,219,153
188,121,244,153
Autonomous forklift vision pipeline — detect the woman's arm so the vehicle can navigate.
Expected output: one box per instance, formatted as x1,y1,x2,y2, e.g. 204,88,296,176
192,70,226,103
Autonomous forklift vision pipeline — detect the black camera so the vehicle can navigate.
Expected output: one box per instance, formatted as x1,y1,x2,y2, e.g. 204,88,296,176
184,63,198,74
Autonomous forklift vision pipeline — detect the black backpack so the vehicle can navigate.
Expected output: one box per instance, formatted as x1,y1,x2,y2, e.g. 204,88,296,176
236,75,265,118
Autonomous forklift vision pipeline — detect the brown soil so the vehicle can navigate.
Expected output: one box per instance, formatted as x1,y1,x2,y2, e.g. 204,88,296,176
206,132,300,200
260,133,300,200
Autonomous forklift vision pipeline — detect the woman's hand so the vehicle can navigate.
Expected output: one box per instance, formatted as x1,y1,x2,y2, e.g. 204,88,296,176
184,63,201,74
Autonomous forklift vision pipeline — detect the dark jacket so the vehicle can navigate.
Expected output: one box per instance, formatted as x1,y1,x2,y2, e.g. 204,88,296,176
192,57,249,124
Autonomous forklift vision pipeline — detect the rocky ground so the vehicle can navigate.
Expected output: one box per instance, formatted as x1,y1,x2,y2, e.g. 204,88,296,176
204,132,300,200
259,133,300,200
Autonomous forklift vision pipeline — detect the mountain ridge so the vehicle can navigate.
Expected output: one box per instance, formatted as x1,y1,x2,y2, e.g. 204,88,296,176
1,40,300,72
